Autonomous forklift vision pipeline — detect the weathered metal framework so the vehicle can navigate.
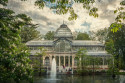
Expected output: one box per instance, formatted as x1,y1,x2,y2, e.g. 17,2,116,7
26,24,111,70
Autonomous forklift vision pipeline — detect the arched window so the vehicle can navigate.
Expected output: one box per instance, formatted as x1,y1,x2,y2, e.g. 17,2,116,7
55,39,71,52
45,57,50,66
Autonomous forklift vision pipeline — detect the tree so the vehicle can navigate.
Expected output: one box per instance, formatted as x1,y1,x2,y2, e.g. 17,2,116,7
76,32,90,40
32,47,46,76
105,24,125,69
16,14,40,43
0,8,33,83
76,48,87,71
110,1,125,32
90,28,108,43
44,31,55,40
20,23,40,43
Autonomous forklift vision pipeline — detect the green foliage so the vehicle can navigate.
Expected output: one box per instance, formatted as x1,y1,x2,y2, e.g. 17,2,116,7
16,14,41,43
120,1,125,6
107,58,119,75
89,7,98,18
92,28,108,43
35,0,45,9
76,32,91,40
76,48,87,69
17,14,32,22
32,47,46,76
105,39,115,55
114,10,118,14
44,31,54,40
0,0,8,6
106,24,125,69
1,0,125,22
0,8,33,83
109,23,122,33
76,48,102,75
20,24,40,43
33,0,98,20
68,8,78,21
113,1,125,24
77,69,89,75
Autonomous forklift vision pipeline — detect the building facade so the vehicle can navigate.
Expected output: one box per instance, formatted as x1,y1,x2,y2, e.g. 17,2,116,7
26,24,111,71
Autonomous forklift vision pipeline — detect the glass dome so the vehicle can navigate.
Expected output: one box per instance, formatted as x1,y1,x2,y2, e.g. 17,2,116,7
54,24,73,38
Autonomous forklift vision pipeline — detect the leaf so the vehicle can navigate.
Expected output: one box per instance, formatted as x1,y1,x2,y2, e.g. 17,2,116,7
114,10,118,14
120,1,125,5
35,0,45,9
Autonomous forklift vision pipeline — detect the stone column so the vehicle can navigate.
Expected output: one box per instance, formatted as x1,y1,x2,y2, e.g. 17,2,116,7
72,56,74,68
59,56,60,67
64,56,65,66
68,56,70,67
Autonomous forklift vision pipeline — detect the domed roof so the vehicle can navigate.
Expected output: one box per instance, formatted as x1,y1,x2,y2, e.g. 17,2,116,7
54,24,73,38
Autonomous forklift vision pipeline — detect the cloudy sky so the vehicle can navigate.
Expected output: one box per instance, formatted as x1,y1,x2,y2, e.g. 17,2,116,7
5,0,122,34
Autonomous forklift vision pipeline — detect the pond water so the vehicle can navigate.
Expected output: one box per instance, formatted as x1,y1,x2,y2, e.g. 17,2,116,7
34,75,125,83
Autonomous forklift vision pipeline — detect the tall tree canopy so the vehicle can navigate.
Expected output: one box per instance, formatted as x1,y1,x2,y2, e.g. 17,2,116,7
20,23,40,43
0,8,33,83
105,24,125,69
76,32,90,40
44,31,55,40
89,28,108,43
15,14,40,43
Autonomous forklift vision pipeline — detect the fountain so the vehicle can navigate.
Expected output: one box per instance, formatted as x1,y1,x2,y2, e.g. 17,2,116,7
42,58,57,83
50,58,56,79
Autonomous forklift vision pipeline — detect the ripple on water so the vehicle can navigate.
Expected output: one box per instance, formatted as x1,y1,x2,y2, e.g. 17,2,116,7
43,78,60,81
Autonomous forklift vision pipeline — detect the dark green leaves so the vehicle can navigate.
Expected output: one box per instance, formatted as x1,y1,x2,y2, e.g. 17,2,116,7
0,0,98,20
35,0,45,9
17,14,32,23
76,32,91,40
120,1,125,5
0,8,33,83
106,24,125,67
34,0,98,20
114,10,118,14
89,7,98,18
114,1,125,25
0,0,8,6
68,8,78,21
44,31,54,40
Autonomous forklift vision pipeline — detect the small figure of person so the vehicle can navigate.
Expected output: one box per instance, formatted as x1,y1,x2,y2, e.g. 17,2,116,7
68,68,70,71
63,65,65,69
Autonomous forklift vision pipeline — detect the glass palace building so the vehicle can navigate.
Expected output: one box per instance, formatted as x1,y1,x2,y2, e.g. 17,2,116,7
26,24,111,70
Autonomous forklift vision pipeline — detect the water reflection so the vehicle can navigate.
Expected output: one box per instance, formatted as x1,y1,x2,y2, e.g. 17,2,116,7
34,75,125,83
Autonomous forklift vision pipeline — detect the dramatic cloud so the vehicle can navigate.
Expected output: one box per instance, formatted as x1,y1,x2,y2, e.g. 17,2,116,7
5,0,122,34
